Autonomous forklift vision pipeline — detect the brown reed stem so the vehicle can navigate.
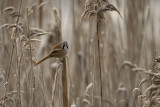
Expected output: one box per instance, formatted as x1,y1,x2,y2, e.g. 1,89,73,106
39,0,43,28
15,0,23,106
26,8,35,107
0,0,4,45
62,58,68,107
96,21,103,107
53,7,68,107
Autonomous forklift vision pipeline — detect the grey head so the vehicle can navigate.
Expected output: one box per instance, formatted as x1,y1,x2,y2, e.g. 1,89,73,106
62,41,69,49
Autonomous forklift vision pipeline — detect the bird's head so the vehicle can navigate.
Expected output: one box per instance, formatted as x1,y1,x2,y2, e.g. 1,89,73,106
62,41,69,49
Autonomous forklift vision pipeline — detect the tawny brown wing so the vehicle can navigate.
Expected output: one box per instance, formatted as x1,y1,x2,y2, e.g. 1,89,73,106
48,41,63,55
49,48,61,57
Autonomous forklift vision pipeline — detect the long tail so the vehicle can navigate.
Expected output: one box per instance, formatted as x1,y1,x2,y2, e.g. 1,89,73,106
34,55,49,66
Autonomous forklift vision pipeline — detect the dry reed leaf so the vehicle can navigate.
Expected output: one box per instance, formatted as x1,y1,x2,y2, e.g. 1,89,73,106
132,88,142,96
19,52,23,63
6,90,24,95
81,9,90,22
53,8,61,30
97,13,105,21
3,7,15,12
2,96,15,105
132,88,142,101
11,13,21,18
84,0,96,10
11,28,16,40
97,3,122,18
152,77,160,85
103,99,114,106
27,4,36,16
122,61,137,68
16,35,26,43
84,93,89,97
25,57,37,64
4,82,8,86
23,45,37,54
30,28,45,33
28,9,33,17
29,39,42,42
7,24,23,32
0,24,9,29
150,91,159,97
138,95,147,101
30,28,48,37
115,87,128,100
144,85,160,94
82,1,122,22
31,32,50,38
52,68,60,105
82,99,91,105
116,87,128,94
85,83,93,93
143,70,160,78
149,96,160,106
23,39,41,48
143,100,150,106
155,98,160,104
9,11,19,17
25,38,38,44
81,0,96,22
20,53,37,63
155,66,160,71
37,2,47,10
88,10,97,18
139,78,150,86
132,67,146,72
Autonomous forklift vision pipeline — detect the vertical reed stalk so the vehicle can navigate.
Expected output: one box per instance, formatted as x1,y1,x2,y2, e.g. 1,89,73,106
15,0,23,106
26,8,35,107
62,58,68,107
0,0,4,45
72,0,82,103
39,0,43,28
96,17,103,107
53,7,68,107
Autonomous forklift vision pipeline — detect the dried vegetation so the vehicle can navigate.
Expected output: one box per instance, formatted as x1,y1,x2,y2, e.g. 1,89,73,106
0,0,159,107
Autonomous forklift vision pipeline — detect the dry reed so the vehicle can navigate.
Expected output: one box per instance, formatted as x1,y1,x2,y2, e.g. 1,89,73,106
0,0,159,107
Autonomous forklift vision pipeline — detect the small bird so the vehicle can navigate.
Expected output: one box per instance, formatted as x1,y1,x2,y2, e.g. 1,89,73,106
34,41,69,66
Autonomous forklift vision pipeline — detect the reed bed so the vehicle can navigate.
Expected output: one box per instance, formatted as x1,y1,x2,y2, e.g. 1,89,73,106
0,0,160,107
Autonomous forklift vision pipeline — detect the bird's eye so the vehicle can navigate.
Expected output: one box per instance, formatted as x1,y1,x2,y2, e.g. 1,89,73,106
66,44,69,49
63,44,65,49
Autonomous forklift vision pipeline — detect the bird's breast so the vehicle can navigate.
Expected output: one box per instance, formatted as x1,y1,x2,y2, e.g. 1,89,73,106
53,47,68,58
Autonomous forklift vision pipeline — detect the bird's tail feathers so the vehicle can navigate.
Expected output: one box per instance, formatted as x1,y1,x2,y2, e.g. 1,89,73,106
34,55,49,66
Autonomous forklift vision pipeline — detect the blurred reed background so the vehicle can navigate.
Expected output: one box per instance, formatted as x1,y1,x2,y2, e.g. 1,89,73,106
0,0,160,107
